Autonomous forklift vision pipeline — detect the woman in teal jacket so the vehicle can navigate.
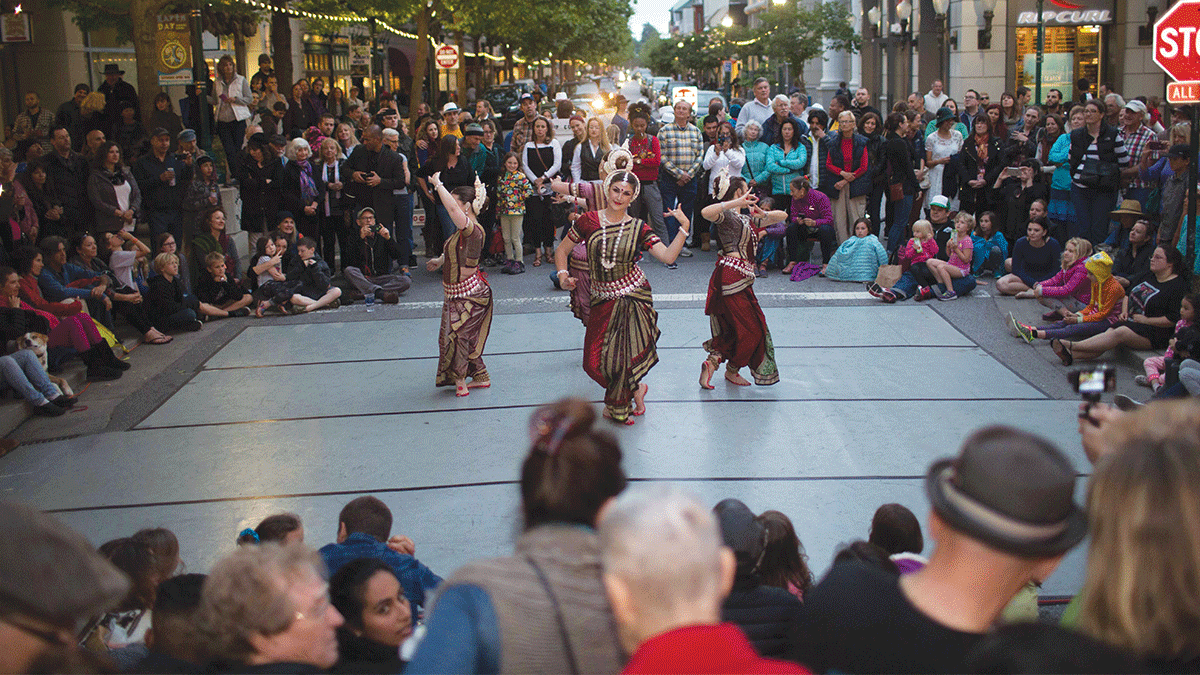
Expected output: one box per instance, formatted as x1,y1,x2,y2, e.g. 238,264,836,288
1047,108,1082,240
764,118,808,213
741,120,772,196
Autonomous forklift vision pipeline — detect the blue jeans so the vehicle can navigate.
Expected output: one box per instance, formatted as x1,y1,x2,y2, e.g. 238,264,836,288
887,194,914,258
1070,185,1118,244
892,268,977,299
436,203,455,240
147,209,183,244
216,119,246,175
0,349,61,405
659,176,696,241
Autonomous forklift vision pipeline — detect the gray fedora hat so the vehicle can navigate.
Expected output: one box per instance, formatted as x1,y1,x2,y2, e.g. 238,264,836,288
926,426,1087,558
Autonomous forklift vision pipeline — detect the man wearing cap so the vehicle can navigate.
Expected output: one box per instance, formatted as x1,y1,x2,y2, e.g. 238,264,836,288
134,127,193,242
511,93,539,152
787,426,1085,674
658,100,705,259
344,207,410,303
441,102,463,139
0,501,130,673
1115,100,1158,243
1158,144,1191,246
98,63,140,123
55,84,90,144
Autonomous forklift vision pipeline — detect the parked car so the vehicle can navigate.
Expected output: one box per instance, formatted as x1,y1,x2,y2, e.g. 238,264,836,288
483,83,533,130
695,90,728,113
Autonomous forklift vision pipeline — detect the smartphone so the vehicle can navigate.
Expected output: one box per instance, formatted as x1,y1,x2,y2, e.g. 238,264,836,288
1147,140,1166,151
1005,166,1021,176
1070,365,1116,402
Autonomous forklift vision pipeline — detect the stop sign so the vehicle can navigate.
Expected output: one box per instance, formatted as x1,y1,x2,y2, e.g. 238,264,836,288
1154,1,1200,82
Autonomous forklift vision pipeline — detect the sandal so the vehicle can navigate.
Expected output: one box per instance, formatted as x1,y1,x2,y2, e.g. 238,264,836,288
144,333,173,345
782,262,796,275
532,255,542,267
1051,338,1074,367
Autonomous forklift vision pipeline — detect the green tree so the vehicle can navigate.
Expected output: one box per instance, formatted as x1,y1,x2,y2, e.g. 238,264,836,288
750,0,859,90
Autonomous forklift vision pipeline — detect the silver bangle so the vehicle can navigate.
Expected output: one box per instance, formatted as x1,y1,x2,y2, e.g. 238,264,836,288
556,270,569,277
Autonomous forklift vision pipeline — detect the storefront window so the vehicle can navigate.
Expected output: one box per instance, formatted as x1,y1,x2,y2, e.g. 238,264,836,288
1015,25,1101,103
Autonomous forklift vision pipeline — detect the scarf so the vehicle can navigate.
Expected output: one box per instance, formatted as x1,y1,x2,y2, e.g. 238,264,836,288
321,162,339,216
297,159,317,204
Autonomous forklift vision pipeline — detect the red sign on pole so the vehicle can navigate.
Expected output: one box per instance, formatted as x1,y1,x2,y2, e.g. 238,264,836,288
435,45,459,70
1168,81,1200,104
1154,1,1200,82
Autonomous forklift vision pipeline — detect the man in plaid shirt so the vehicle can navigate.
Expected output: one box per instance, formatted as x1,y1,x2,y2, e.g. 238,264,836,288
658,100,705,258
1115,99,1158,245
12,92,56,153
510,93,539,153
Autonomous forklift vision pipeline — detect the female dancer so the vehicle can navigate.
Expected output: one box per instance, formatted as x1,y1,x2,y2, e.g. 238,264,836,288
427,173,492,397
553,170,690,424
551,148,634,325
698,171,784,389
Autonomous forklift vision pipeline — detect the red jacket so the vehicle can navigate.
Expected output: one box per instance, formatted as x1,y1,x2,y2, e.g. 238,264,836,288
622,623,811,675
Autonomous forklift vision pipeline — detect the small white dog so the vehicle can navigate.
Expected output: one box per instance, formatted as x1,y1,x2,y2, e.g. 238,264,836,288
7,332,74,397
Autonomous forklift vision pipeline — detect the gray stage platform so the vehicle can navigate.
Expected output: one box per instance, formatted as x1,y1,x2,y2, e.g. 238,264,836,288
0,305,1091,596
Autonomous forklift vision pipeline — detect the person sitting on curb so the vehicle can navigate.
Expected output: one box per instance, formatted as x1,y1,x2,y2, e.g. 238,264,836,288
342,207,410,304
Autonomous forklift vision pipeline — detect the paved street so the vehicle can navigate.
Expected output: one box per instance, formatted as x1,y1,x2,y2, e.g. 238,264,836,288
0,249,1140,597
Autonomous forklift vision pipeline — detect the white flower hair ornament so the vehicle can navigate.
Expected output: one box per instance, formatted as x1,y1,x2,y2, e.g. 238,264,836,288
602,147,634,176
472,174,487,213
712,166,733,200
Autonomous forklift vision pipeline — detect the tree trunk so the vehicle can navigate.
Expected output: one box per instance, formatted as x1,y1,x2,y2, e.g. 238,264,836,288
504,46,514,83
409,4,432,128
272,1,293,94
130,0,168,120
455,31,467,105
234,31,248,77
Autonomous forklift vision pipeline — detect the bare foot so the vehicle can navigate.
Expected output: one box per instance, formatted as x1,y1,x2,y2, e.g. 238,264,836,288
467,378,490,389
633,383,648,416
603,410,635,425
700,360,716,390
725,368,751,386
455,380,469,397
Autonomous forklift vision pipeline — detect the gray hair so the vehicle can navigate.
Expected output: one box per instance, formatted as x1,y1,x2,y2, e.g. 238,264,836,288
284,138,311,162
1105,93,1126,109
771,94,790,107
382,128,399,139
198,543,325,662
599,485,725,616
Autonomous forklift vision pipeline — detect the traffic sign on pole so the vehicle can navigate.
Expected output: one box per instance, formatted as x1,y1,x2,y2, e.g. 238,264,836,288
1154,0,1200,277
1168,81,1200,105
435,44,460,70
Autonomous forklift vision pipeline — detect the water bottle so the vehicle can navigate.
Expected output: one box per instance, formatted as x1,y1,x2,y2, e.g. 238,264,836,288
365,292,375,312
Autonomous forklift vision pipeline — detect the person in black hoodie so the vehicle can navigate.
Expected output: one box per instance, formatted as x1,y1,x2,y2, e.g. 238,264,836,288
237,133,285,253
714,498,801,658
328,558,411,674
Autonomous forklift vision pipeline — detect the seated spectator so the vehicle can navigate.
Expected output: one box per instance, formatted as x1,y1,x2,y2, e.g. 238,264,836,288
1072,401,1200,670
787,426,1086,674
0,501,129,674
328,558,411,673
1014,237,1093,320
962,621,1142,674
87,140,141,234
248,237,302,316
992,160,1048,244
407,398,626,674
1112,219,1154,289
182,156,221,237
868,503,926,574
1011,252,1126,345
924,211,976,300
868,220,975,301
343,207,410,304
824,216,887,282
198,544,344,673
756,510,814,601
783,177,834,274
599,486,809,675
0,348,75,416
286,237,342,313
969,211,1007,278
195,252,252,319
996,218,1062,295
131,573,207,674
147,253,203,333
318,496,441,611
13,246,84,318
1051,246,1189,366
0,265,126,380
37,235,108,319
237,512,305,546
715,498,802,657
1136,293,1197,393
99,231,172,344
190,206,241,290
87,536,159,658
831,540,900,574
153,232,191,294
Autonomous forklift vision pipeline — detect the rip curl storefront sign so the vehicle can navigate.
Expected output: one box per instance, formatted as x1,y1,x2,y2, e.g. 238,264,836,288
1016,0,1113,25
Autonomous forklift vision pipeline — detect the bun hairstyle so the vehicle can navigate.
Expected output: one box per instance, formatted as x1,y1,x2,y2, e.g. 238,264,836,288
521,398,627,530
450,184,488,214
236,513,302,546
713,166,747,201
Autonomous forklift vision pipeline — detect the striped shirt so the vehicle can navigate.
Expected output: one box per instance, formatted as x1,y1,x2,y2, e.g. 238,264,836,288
657,122,705,181
1117,124,1157,190
1071,134,1129,188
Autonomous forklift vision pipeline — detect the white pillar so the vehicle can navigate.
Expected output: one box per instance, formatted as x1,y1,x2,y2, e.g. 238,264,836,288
819,39,846,103
849,0,863,91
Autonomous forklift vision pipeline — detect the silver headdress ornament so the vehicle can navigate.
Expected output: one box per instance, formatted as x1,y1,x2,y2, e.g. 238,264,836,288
602,147,633,176
472,174,487,213
603,142,640,200
712,166,733,200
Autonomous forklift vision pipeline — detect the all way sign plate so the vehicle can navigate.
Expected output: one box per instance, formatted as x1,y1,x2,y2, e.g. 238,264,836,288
1168,81,1200,104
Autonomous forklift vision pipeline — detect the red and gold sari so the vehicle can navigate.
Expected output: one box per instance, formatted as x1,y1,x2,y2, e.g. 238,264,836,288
565,181,610,324
567,210,662,421
704,210,779,385
436,220,493,387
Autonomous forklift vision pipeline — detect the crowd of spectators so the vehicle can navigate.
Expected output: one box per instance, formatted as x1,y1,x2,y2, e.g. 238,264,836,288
2,396,1199,674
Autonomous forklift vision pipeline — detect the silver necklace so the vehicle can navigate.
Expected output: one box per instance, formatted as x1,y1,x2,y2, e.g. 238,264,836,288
598,210,628,270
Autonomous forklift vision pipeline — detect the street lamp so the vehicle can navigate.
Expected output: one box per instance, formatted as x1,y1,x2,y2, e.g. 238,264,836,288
978,0,998,50
896,0,912,22
931,0,950,84
721,15,733,27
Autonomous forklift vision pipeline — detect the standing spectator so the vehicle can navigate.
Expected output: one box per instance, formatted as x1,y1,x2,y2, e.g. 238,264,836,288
16,159,58,239
960,115,1002,217
788,426,1084,674
826,111,870,242
659,100,705,257
1043,88,1064,117
315,137,350,270
626,105,667,244
860,112,885,231
599,486,809,675
148,93,183,152
850,87,881,121
1069,99,1129,243
509,93,539,154
924,107,964,213
249,53,273,91
237,133,285,252
55,84,90,144
407,399,626,675
176,128,207,163
77,91,108,153
1114,100,1158,241
924,80,948,113
343,207,410,302
11,92,55,153
735,77,775,137
282,137,321,240
258,75,287,120
326,87,348,120
1155,142,1191,246
883,112,920,258
611,94,630,144
703,120,746,201
346,126,406,248
133,128,190,242
182,155,221,236
764,118,807,218
199,544,344,673
761,95,806,147
959,89,982,129
741,120,771,196
804,110,834,201
520,118,562,266
87,140,141,234
110,101,147,164
908,91,932,124
1008,106,1042,160
1104,92,1125,128
558,115,586,182
45,126,90,235
211,55,253,178
1047,107,1085,239
0,148,34,251
283,81,318,139
994,160,1049,243
98,63,139,123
